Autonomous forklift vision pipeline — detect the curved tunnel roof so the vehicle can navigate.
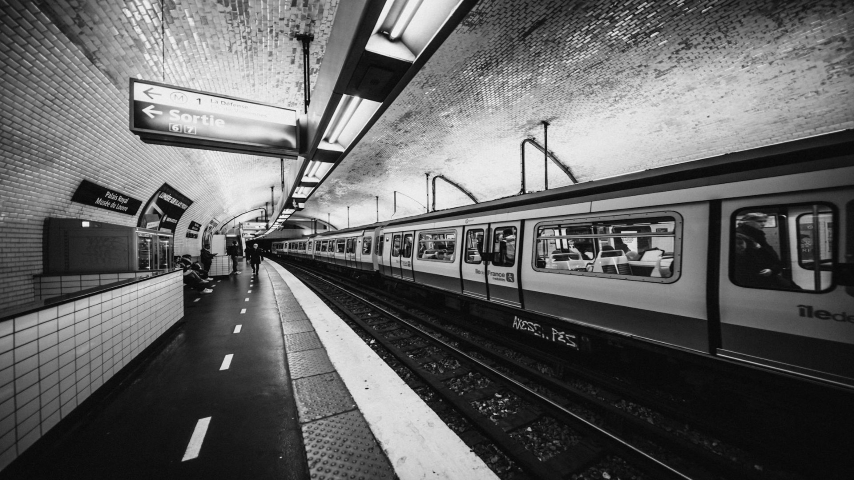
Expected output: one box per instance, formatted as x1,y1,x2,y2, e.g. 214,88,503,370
1,0,852,310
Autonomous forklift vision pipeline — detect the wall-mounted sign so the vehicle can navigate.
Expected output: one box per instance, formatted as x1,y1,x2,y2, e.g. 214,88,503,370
186,232,199,239
129,79,298,158
243,222,268,230
188,221,201,232
71,180,142,216
137,183,193,233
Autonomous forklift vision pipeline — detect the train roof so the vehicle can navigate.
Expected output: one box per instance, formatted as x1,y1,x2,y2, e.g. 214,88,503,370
299,129,852,237
381,129,854,227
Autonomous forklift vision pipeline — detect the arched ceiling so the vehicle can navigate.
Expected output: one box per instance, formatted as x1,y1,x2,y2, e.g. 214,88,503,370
2,0,853,237
307,0,854,228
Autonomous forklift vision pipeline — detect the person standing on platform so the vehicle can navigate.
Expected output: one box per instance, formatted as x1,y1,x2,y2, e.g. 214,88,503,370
246,242,263,275
227,240,241,274
200,243,216,273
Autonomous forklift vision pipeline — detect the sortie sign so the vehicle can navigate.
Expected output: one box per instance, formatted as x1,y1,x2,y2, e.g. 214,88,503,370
71,180,142,216
128,78,298,158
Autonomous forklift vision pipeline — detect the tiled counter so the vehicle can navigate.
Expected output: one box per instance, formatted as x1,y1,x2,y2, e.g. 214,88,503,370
33,271,165,301
0,271,184,470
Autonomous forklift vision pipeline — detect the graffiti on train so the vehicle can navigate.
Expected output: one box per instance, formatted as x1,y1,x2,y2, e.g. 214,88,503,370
512,316,578,349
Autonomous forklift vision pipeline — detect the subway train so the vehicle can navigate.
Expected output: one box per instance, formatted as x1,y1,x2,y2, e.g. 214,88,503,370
280,130,854,391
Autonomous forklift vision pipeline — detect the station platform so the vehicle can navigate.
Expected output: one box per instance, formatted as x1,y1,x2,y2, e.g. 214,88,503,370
1,261,495,479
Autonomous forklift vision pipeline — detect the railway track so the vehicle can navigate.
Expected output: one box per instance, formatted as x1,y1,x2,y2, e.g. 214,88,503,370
281,260,812,480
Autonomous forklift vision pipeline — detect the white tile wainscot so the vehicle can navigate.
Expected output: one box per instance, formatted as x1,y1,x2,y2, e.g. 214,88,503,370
0,271,184,471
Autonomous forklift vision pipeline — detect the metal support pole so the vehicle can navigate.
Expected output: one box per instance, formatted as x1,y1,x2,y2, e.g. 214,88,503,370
543,121,550,191
347,206,350,229
327,213,330,230
376,196,379,222
295,33,314,114
425,173,430,213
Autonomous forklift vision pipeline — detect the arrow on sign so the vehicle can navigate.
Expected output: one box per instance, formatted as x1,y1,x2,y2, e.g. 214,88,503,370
143,87,160,99
142,105,163,118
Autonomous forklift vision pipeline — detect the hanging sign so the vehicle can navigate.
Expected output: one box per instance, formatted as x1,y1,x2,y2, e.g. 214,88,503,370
188,221,202,232
137,183,194,233
71,180,142,215
129,78,298,158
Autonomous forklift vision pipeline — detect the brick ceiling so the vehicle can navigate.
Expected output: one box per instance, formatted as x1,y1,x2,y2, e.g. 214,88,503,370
5,0,854,232
307,0,854,228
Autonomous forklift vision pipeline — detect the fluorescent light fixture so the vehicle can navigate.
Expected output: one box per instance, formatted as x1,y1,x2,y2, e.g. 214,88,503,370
321,95,381,150
369,0,463,60
82,221,90,227
301,159,334,183
388,0,423,41
293,186,313,198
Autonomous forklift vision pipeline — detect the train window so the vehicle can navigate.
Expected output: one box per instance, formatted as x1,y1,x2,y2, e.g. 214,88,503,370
362,236,372,255
336,240,345,253
464,230,484,264
533,214,680,282
403,234,414,258
346,238,355,254
377,236,385,256
391,234,401,257
491,226,516,267
731,204,835,292
417,231,456,262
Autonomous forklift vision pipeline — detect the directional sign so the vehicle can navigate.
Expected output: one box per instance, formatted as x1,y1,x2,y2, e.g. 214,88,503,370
129,78,298,158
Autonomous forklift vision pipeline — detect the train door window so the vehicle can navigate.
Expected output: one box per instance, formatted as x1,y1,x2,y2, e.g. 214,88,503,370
336,240,345,253
464,229,484,264
402,234,414,258
731,204,836,292
491,227,517,267
362,236,372,254
391,234,402,257
377,235,385,256
417,231,456,262
346,238,355,253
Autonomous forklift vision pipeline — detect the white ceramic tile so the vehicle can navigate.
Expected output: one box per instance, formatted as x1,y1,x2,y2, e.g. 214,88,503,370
13,313,38,333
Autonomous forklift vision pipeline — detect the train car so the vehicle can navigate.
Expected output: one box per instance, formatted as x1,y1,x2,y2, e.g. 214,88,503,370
289,131,853,390
271,241,285,257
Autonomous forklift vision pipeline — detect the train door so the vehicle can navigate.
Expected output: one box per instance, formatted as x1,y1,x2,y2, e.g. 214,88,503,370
461,225,489,300
718,189,854,386
487,222,522,307
346,237,357,268
401,232,415,281
390,233,403,278
378,233,390,276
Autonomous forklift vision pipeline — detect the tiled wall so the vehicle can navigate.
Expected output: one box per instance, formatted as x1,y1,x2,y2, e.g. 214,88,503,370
33,272,162,301
0,2,293,312
0,271,184,471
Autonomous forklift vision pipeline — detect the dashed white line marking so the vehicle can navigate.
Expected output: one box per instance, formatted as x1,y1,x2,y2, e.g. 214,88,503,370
182,417,211,461
244,298,249,302
240,309,246,314
220,354,234,370
193,298,200,302
233,325,242,333
248,290,252,293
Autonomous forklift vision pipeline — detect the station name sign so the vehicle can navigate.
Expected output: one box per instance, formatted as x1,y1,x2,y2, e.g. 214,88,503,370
129,78,298,158
71,180,142,216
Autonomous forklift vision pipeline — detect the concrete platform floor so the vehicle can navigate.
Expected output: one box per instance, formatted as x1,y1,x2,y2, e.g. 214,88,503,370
2,265,308,479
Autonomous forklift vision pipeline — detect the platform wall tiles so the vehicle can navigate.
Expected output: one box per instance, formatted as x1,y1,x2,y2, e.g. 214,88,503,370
0,272,184,471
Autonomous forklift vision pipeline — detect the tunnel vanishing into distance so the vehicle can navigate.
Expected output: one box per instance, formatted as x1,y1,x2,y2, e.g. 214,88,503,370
1,0,853,477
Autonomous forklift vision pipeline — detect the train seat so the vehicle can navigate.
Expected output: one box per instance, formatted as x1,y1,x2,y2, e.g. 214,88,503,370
593,250,630,275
